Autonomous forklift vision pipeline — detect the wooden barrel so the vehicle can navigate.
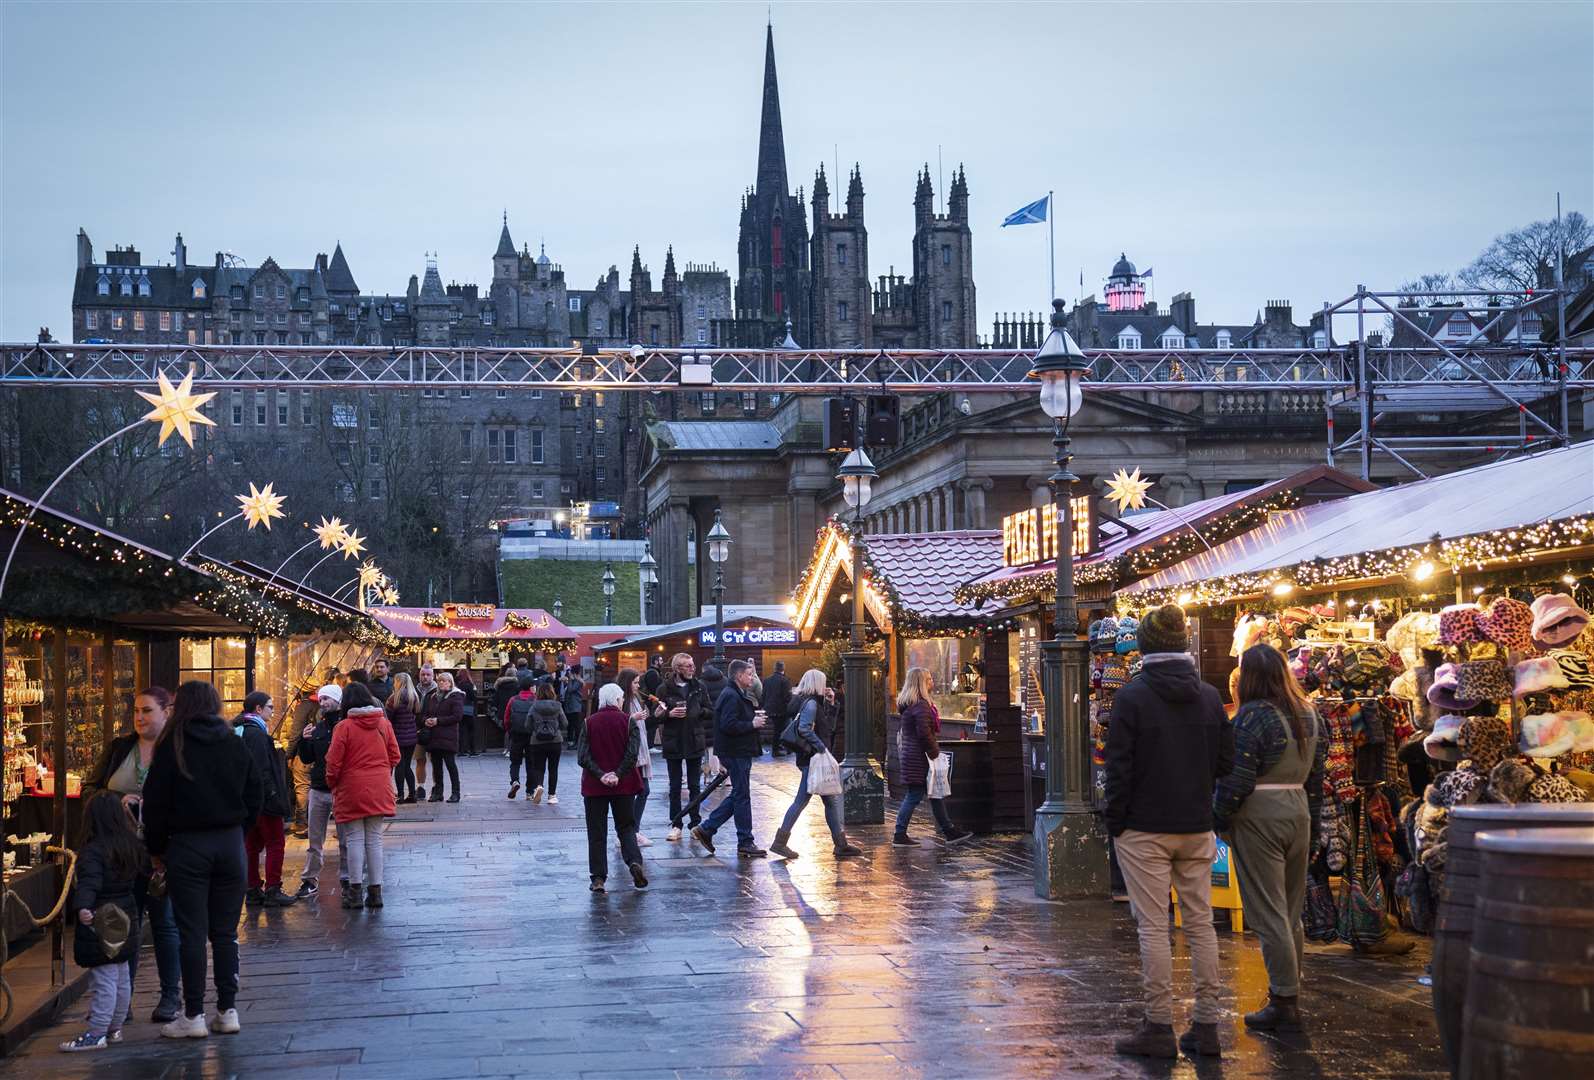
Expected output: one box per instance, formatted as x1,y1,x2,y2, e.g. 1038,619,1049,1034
1459,827,1594,1080
1433,804,1594,1072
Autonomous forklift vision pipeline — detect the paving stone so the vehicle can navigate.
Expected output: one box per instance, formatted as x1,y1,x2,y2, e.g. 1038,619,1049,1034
1,753,1445,1078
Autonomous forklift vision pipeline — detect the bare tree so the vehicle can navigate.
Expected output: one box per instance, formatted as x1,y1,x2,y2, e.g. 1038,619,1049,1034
1461,211,1590,293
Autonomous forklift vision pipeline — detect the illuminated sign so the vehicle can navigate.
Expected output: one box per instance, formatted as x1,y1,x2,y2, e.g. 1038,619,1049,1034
699,627,799,647
447,604,495,620
1001,500,1093,567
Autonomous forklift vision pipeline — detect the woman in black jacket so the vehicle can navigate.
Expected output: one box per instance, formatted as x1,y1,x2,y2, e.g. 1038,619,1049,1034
141,681,263,1040
652,652,713,841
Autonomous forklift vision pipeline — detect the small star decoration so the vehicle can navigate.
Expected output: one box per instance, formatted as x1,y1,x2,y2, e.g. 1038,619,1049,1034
237,482,286,531
339,529,367,559
136,369,217,447
1105,467,1155,513
314,516,348,550
380,586,401,605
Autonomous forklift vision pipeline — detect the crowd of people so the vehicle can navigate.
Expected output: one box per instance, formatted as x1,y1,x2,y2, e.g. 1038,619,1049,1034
59,648,975,1052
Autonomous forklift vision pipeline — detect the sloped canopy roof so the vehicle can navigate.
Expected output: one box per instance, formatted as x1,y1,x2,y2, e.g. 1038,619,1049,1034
1123,442,1594,604
652,420,782,453
371,605,575,646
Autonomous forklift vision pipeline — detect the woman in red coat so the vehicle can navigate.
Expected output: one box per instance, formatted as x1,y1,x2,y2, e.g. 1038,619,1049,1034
578,683,648,893
325,683,399,910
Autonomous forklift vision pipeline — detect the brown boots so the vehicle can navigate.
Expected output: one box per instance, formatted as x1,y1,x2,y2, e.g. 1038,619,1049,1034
1244,993,1303,1032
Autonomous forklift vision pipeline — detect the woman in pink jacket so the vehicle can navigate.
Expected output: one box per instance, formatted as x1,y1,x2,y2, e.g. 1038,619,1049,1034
325,683,399,910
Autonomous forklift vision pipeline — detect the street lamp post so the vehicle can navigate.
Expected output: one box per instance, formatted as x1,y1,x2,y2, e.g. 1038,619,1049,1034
638,543,658,624
836,446,884,824
706,510,733,667
553,596,563,623
601,562,616,626
1029,298,1108,899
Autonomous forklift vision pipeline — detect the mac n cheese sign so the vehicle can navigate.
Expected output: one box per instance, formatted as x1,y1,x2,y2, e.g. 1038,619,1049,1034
1001,500,1093,567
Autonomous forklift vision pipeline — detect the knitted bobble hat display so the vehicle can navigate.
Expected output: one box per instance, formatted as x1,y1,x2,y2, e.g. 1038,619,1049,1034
1115,616,1141,656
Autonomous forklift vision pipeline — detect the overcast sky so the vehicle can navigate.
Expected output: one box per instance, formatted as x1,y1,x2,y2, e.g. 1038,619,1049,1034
3,1,1590,340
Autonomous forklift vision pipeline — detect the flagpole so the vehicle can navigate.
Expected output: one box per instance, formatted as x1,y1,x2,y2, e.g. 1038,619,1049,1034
1047,190,1056,303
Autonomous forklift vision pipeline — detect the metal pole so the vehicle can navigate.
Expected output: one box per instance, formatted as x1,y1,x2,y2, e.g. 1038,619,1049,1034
1357,286,1371,480
1557,193,1570,446
1033,410,1106,898
711,569,726,666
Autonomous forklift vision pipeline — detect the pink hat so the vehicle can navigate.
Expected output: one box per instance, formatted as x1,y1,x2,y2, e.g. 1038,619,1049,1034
1531,593,1589,648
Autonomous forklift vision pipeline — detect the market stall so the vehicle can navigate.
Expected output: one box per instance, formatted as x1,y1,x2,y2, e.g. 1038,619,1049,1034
591,609,819,684
790,522,1025,831
1116,443,1594,950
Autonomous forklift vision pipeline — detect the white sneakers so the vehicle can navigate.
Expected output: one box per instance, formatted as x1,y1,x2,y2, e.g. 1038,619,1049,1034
666,827,682,842
547,793,559,804
157,1009,239,1038
160,1013,209,1039
530,785,544,804
636,834,653,847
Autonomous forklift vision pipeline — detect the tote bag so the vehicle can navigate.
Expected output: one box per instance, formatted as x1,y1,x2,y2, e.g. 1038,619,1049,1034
927,751,953,799
808,751,843,797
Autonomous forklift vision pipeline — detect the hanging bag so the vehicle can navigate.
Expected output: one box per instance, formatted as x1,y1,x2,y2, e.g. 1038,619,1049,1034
927,750,953,799
808,750,843,797
1337,797,1388,946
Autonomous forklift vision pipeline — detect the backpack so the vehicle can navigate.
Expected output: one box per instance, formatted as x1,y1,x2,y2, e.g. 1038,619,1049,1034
507,696,536,737
531,703,563,743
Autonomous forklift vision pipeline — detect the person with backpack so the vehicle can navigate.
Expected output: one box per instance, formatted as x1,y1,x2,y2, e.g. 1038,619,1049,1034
503,672,540,798
524,682,567,803
58,790,145,1052
325,682,401,910
235,692,297,909
1105,604,1235,1060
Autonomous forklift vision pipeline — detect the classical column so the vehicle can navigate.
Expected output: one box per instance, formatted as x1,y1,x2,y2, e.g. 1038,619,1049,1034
943,483,960,530
958,477,993,528
664,497,691,622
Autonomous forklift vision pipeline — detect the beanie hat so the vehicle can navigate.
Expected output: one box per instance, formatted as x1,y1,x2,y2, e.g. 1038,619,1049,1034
1531,593,1590,649
317,683,343,706
1513,655,1570,697
1136,605,1188,654
1115,616,1141,655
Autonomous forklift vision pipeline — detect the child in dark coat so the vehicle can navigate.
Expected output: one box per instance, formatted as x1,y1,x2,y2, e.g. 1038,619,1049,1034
61,791,146,1052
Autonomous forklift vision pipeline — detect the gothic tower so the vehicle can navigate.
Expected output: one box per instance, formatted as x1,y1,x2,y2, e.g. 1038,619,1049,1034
734,25,811,345
911,165,976,348
810,163,872,348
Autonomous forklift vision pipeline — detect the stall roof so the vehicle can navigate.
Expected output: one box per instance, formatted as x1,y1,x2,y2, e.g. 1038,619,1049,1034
369,605,576,645
957,465,1372,605
1124,442,1594,604
594,608,799,653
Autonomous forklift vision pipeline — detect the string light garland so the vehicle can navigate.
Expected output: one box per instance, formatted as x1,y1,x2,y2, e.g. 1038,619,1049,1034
1130,514,1594,610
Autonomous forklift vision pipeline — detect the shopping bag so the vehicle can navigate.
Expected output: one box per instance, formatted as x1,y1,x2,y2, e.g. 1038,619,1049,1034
927,751,953,799
808,751,843,797
701,752,722,779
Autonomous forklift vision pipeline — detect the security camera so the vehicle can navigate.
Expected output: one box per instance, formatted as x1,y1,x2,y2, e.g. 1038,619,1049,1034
958,397,972,416
629,344,646,361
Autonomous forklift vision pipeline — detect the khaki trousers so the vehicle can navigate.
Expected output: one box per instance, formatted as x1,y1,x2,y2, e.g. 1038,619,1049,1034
1114,828,1223,1025
1231,795,1310,997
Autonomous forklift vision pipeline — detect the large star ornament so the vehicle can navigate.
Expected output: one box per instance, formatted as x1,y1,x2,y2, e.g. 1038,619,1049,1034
237,482,286,531
339,529,367,559
136,369,217,447
358,561,384,588
1105,467,1155,514
313,516,348,550
380,586,400,606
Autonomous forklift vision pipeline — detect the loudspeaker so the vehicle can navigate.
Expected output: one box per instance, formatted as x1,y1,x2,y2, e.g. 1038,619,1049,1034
823,397,858,452
864,394,900,447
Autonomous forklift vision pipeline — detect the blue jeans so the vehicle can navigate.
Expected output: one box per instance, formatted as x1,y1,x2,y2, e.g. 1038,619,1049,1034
779,760,845,845
701,755,754,848
633,774,651,829
894,783,954,837
130,879,181,1004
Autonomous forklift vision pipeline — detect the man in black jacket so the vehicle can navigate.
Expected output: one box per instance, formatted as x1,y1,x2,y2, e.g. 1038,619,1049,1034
235,693,296,908
759,661,792,758
366,659,394,705
691,659,767,857
1104,604,1234,1060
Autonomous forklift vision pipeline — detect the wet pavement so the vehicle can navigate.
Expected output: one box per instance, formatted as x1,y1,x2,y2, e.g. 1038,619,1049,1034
5,752,1446,1078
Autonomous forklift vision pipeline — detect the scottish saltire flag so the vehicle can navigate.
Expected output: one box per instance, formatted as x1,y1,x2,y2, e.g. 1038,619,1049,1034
1002,195,1049,227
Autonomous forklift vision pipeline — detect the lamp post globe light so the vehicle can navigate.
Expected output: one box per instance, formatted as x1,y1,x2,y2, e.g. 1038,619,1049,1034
1029,298,1108,899
638,543,659,624
706,509,733,666
553,596,563,622
836,446,885,825
601,562,617,626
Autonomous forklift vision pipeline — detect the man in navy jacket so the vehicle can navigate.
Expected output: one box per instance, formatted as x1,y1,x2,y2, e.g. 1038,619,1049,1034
691,659,767,857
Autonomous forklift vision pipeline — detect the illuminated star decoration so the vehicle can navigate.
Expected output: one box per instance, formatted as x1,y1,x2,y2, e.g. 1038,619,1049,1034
237,482,286,531
339,529,367,559
1105,467,1155,514
313,516,348,550
135,369,217,447
380,586,401,605
358,561,384,589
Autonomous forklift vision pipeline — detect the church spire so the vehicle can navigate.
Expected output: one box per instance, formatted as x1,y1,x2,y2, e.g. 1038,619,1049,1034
755,23,788,197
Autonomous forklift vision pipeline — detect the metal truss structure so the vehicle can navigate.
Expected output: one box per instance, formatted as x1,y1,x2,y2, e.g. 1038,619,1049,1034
1,286,1587,480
